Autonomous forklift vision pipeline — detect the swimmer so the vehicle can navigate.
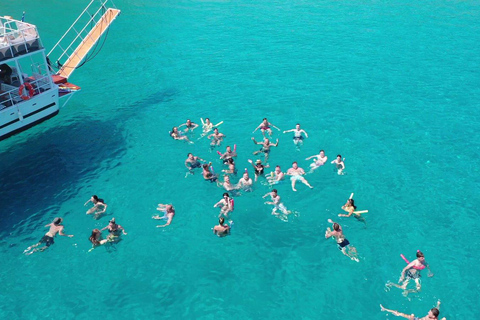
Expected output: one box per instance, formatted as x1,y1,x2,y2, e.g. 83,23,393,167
325,219,359,262
248,159,270,182
101,218,127,236
331,154,345,175
338,198,367,225
170,127,192,143
152,204,175,228
84,195,108,219
219,145,237,163
23,218,74,255
201,118,213,133
202,163,218,182
208,128,226,147
213,192,234,218
283,123,308,147
252,137,279,162
185,153,205,175
217,175,237,191
237,171,253,191
380,300,445,320
222,158,237,175
213,217,231,237
252,118,280,137
88,229,110,251
386,250,434,296
267,165,285,185
263,189,291,216
178,119,199,132
286,162,313,191
306,150,328,173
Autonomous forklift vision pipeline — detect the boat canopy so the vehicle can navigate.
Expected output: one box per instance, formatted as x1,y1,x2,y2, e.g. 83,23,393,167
0,17,43,62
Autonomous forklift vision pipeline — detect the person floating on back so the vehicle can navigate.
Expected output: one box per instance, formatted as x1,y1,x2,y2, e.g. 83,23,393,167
380,300,446,320
24,217,74,255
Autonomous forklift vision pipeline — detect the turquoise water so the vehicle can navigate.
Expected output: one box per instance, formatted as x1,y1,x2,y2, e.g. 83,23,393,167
1,0,479,318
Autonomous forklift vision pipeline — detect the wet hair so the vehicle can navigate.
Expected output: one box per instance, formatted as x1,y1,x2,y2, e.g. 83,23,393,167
53,217,62,225
333,223,340,231
416,251,425,258
296,123,300,126
292,161,298,165
431,308,439,317
348,199,357,209
89,229,101,245
223,192,229,198
187,153,192,157
263,118,267,121
219,217,225,224
272,189,278,193
337,154,342,158
320,150,324,153
214,128,218,132
93,195,99,201
202,164,209,169
226,145,231,149
276,165,281,169
205,118,210,121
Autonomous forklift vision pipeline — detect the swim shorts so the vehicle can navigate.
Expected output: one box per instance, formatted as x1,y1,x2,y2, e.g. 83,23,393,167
40,235,54,247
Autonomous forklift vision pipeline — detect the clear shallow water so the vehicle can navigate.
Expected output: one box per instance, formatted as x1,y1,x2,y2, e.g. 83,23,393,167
1,0,479,318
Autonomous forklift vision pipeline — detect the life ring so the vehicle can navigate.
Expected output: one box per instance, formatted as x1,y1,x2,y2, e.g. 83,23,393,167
19,83,34,100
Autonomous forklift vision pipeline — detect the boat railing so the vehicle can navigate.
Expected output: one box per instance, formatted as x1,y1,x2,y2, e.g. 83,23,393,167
0,75,53,110
0,18,42,61
47,0,119,77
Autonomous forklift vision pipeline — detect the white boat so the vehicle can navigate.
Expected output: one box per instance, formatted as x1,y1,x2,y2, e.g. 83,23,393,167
0,0,120,141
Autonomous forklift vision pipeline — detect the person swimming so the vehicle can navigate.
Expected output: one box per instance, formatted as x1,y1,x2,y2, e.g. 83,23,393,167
84,195,108,219
208,128,226,148
213,192,234,218
283,123,308,147
385,250,434,296
252,118,280,137
178,119,199,132
325,219,359,262
286,162,313,191
202,163,218,182
219,145,237,164
153,204,176,228
170,126,192,143
248,159,269,182
23,218,74,255
267,165,285,185
380,300,445,320
101,218,127,237
88,228,110,251
263,189,291,216
185,153,205,175
338,198,367,225
252,137,279,162
213,217,231,237
237,172,253,191
306,150,328,173
331,154,345,175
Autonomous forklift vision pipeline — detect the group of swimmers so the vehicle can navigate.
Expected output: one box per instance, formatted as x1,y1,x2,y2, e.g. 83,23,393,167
22,116,447,318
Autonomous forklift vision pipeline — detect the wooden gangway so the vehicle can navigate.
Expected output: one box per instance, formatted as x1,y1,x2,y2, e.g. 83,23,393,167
57,7,120,79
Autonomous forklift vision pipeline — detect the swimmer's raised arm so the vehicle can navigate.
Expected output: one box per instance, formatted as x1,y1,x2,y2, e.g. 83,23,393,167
272,139,279,147
379,305,412,319
283,129,295,133
252,123,263,133
213,200,224,208
251,137,261,145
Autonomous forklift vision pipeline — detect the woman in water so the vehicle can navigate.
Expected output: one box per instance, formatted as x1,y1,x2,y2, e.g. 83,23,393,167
84,195,108,219
380,300,445,320
213,192,234,218
306,150,328,173
170,127,191,143
252,118,280,137
88,229,109,251
248,159,269,182
386,250,434,296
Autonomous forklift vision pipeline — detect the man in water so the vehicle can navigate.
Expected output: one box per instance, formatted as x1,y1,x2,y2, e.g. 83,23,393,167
24,217,74,255
185,153,205,175
283,123,308,147
84,195,108,219
267,165,285,185
252,118,280,137
380,300,445,320
286,162,313,191
208,128,226,148
217,175,237,191
325,219,359,262
178,119,199,132
306,150,328,173
252,137,279,162
153,204,175,228
237,172,253,191
213,217,231,237
263,189,291,216
331,154,345,175
219,145,237,163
